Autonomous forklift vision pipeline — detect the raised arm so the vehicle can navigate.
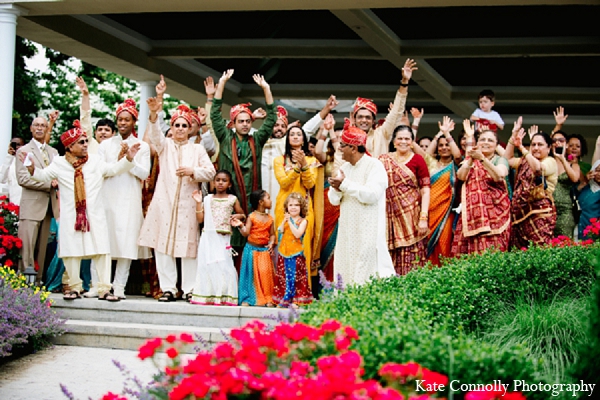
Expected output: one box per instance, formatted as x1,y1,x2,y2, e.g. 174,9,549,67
552,106,568,134
146,97,166,153
304,95,339,136
410,107,424,136
554,143,580,182
379,59,417,140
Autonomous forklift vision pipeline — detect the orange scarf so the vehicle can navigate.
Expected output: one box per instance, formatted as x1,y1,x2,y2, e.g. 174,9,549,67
65,152,90,232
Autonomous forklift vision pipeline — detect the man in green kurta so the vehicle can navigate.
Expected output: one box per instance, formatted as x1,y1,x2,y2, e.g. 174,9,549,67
209,70,277,248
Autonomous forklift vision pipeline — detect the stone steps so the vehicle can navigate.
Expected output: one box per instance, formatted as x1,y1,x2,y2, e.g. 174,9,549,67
49,294,289,352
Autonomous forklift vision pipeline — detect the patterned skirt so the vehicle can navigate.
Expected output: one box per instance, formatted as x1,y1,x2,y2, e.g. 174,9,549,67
510,210,557,249
391,238,426,276
451,214,511,256
238,243,274,306
273,253,313,306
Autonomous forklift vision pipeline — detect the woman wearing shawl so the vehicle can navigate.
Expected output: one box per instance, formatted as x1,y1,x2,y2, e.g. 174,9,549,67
504,118,557,248
451,120,511,255
412,116,462,265
379,125,431,275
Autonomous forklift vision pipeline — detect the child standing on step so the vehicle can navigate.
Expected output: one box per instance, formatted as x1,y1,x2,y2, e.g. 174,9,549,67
190,170,245,305
273,192,313,308
232,190,276,306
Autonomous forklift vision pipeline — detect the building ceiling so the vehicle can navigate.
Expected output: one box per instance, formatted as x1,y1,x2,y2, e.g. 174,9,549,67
9,0,600,147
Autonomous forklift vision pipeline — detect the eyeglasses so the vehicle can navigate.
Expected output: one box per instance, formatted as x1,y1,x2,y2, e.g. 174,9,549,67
77,139,89,145
174,123,189,128
32,123,48,128
552,138,566,143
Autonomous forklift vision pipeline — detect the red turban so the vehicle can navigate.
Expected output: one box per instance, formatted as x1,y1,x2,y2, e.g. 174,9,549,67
353,97,377,117
116,98,139,120
227,103,254,129
176,104,201,125
276,105,288,126
170,104,194,127
341,118,368,150
60,120,85,148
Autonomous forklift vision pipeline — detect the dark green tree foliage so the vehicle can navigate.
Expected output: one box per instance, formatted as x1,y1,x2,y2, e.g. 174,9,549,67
12,37,42,140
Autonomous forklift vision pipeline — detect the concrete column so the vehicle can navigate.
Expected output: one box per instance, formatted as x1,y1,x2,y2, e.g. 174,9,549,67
138,81,156,139
0,5,26,154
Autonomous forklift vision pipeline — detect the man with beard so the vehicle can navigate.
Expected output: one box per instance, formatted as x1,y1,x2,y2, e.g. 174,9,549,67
351,58,417,158
15,116,60,284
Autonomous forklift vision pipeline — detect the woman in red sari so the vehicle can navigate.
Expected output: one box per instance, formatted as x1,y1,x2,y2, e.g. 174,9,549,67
379,125,430,275
504,119,557,248
451,120,511,255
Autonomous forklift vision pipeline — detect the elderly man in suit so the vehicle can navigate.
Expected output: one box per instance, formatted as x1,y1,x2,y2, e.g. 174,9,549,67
15,116,60,285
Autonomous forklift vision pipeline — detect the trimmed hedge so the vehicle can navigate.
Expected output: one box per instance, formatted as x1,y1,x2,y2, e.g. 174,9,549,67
300,245,597,399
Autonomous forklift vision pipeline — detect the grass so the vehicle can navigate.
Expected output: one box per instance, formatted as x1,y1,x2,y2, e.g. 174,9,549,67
480,296,590,386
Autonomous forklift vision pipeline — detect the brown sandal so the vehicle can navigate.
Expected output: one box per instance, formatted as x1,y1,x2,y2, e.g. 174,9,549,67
98,292,120,302
63,291,81,300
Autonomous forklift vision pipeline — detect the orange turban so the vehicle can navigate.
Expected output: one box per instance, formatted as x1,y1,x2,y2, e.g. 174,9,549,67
341,118,368,149
352,97,377,117
116,98,138,120
175,104,201,125
227,103,254,129
60,120,85,148
170,105,193,126
276,105,288,126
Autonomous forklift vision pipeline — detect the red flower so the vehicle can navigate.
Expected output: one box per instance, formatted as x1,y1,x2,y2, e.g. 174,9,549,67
138,337,162,360
166,334,177,343
344,326,359,340
5,259,13,267
179,332,194,343
335,335,351,351
101,392,127,400
166,347,179,359
321,319,342,333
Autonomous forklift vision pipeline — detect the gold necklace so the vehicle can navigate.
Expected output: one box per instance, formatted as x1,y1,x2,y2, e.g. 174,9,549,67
394,151,412,164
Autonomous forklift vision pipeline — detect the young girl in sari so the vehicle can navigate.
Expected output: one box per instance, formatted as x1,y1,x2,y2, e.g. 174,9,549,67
190,170,244,305
232,190,276,306
273,192,314,308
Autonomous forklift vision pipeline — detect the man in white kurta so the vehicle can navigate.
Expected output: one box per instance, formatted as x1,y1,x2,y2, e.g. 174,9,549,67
328,126,395,286
23,124,140,300
98,131,150,298
261,106,288,217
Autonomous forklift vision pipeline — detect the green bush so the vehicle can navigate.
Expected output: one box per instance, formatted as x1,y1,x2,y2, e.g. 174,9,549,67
571,249,600,389
301,245,597,399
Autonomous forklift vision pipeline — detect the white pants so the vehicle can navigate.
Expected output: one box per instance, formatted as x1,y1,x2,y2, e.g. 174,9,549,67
64,254,111,294
112,258,132,291
155,251,196,295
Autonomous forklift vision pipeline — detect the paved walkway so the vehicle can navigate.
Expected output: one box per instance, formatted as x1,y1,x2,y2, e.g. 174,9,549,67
0,346,165,400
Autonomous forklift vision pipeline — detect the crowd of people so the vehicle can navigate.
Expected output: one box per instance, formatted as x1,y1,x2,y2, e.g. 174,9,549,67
3,59,599,308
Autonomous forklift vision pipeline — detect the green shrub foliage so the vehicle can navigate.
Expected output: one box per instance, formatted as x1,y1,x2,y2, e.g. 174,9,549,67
301,245,597,399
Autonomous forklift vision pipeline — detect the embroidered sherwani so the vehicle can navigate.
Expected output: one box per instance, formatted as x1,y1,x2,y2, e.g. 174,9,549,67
138,120,216,258
328,155,395,285
98,135,151,259
261,136,285,217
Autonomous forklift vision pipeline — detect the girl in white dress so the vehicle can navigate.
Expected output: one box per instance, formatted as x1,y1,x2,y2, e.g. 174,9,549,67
190,170,245,305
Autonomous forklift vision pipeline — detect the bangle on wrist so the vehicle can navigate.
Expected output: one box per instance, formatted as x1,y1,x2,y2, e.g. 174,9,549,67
206,98,213,103
399,82,409,87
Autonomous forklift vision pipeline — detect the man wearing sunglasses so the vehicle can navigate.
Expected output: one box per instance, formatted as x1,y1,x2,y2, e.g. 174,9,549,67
20,121,141,301
15,116,60,285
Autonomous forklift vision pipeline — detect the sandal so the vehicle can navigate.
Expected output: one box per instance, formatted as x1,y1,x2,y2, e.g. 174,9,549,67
98,292,120,302
158,291,176,302
63,291,81,300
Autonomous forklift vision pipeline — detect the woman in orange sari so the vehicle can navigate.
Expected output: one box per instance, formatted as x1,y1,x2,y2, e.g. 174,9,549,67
505,120,557,248
379,125,430,275
451,121,511,255
413,116,462,265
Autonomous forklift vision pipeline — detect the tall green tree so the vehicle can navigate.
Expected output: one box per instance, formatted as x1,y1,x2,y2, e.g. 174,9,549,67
12,37,42,140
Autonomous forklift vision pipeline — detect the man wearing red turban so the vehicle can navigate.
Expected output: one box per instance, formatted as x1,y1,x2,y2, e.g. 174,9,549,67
20,121,141,301
326,121,395,286
350,59,417,158
209,69,277,257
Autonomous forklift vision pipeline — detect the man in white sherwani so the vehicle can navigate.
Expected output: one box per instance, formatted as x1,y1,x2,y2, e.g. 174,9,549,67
328,125,395,286
20,121,141,301
261,105,288,217
95,99,151,299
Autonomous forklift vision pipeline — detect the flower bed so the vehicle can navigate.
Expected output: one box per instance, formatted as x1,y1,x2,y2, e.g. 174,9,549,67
0,266,66,357
0,195,22,269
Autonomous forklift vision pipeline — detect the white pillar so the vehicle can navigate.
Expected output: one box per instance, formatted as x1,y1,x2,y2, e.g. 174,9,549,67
0,5,26,154
138,81,156,139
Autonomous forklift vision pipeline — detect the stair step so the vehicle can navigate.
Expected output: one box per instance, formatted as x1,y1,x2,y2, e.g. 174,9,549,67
49,294,289,329
52,319,228,352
